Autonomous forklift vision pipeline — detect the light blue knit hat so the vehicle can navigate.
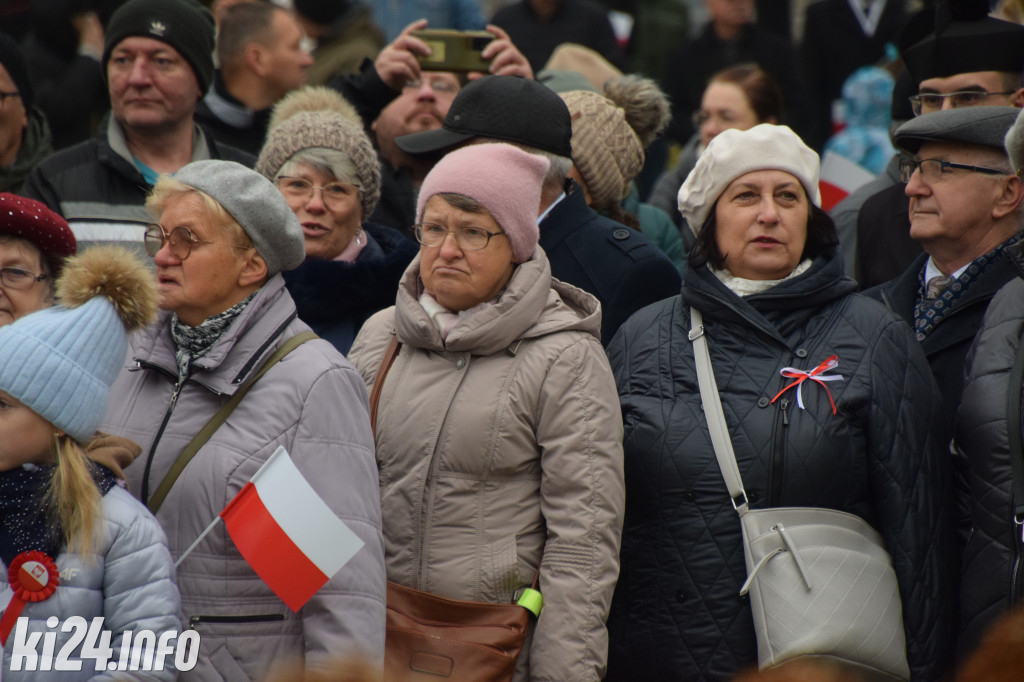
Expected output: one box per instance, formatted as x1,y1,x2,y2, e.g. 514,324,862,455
0,247,158,442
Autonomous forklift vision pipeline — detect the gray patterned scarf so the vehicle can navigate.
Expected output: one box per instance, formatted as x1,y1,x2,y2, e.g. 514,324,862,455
170,293,256,381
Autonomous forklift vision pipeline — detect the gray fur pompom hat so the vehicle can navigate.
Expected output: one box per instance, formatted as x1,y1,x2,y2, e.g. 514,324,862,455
256,86,381,220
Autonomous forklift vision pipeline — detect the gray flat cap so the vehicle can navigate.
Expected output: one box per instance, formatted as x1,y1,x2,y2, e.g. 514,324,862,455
1006,108,1024,174
173,160,305,276
894,106,1021,154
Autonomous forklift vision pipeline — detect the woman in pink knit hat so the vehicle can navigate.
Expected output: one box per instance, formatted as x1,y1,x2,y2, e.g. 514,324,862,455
349,142,625,682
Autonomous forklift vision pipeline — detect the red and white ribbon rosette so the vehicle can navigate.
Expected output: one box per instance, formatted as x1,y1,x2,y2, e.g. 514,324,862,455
771,355,844,414
0,550,59,645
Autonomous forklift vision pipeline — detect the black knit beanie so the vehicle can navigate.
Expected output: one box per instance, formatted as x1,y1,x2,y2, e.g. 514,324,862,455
0,33,33,110
102,0,215,93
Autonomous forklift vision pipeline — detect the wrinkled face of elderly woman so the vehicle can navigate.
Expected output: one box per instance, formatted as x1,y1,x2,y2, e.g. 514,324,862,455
150,192,264,326
0,237,52,326
714,169,809,280
275,162,363,260
418,195,516,312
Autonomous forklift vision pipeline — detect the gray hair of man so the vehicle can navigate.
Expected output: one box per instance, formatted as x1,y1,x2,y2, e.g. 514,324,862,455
216,2,284,72
275,147,363,191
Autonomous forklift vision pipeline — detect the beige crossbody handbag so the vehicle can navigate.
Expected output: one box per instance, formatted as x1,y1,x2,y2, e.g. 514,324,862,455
689,307,910,680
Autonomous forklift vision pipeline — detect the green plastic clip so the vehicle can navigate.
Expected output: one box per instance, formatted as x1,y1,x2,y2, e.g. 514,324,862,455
517,588,543,617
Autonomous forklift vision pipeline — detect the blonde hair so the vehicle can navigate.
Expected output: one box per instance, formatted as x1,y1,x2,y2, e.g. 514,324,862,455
147,175,254,248
44,434,103,556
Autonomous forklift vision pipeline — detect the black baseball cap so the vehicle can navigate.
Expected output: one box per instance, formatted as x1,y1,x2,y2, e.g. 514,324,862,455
900,0,1024,85
396,75,573,157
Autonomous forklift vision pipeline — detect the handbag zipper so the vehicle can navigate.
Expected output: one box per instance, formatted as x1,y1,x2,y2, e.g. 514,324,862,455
189,614,285,630
769,398,790,506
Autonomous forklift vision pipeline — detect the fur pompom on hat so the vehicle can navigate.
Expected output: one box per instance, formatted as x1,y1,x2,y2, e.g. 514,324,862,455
417,143,548,263
0,247,158,442
678,123,820,235
560,75,670,208
256,86,381,219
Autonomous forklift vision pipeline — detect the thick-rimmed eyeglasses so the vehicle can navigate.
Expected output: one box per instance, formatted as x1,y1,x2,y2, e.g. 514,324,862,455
908,90,1016,116
0,267,46,290
0,91,19,112
144,223,247,260
898,157,1011,184
414,223,507,251
275,176,360,210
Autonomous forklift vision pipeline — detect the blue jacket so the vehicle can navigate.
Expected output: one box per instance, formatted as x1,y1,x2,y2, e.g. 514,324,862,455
1,486,181,681
539,183,681,344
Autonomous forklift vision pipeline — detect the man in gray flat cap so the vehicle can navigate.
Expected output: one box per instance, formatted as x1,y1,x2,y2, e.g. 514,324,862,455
865,106,1023,433
956,107,1024,660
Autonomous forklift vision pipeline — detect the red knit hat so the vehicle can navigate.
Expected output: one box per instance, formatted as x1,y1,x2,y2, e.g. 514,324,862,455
0,194,77,275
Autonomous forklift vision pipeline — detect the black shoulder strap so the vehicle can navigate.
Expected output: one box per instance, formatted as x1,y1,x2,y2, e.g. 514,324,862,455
147,331,319,513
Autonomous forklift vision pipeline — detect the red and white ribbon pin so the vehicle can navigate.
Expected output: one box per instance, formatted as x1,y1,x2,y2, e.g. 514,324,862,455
771,355,844,414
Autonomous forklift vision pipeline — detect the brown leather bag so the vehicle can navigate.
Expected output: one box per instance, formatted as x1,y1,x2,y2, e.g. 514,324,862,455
369,335,539,681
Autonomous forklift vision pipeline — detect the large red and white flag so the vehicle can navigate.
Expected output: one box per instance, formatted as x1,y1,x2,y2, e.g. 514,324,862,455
220,446,365,611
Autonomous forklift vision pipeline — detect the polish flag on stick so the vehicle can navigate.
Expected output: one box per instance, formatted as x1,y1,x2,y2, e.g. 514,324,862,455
818,151,876,212
176,446,364,612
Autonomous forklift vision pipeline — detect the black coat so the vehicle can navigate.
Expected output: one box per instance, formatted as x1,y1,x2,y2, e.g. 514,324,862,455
283,221,417,354
605,253,956,681
956,242,1024,657
539,182,681,344
865,246,1019,433
854,183,922,290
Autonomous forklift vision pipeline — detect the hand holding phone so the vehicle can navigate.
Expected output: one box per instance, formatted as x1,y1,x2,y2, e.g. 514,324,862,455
411,29,494,72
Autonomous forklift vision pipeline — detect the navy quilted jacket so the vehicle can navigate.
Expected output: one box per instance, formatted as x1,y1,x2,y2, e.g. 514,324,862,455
605,253,957,681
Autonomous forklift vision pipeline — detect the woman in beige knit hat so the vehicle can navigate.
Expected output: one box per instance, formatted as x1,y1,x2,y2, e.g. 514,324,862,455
560,75,686,272
257,86,417,354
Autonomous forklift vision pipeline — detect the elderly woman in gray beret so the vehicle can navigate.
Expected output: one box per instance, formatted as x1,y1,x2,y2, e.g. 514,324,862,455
257,86,417,354
100,159,386,679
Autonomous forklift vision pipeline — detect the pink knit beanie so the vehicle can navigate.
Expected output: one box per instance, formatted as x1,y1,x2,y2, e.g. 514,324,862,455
417,143,549,263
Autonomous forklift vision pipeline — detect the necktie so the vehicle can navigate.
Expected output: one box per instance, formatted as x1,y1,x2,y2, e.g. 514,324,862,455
925,274,952,300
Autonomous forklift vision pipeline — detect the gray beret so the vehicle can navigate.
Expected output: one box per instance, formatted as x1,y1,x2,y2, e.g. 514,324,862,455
894,106,1021,155
1006,108,1024,175
173,160,305,276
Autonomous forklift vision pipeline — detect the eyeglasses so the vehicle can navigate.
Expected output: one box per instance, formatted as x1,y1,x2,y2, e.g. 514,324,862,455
403,77,459,94
0,266,46,290
908,90,1016,116
691,109,741,129
275,176,360,210
0,91,19,112
144,223,248,260
414,223,506,250
898,157,1011,184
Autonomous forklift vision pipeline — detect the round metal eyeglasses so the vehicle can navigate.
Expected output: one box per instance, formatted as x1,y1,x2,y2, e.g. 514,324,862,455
275,177,360,210
144,223,248,260
0,267,47,290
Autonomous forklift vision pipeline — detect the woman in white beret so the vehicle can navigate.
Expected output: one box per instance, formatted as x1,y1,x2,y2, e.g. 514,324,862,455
603,124,956,681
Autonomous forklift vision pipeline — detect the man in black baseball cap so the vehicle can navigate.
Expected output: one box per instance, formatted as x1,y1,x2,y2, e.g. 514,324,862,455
865,106,1023,431
22,0,253,261
395,74,681,344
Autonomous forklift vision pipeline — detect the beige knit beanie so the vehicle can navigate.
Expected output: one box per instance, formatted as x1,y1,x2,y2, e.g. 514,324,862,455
560,75,670,208
256,86,381,219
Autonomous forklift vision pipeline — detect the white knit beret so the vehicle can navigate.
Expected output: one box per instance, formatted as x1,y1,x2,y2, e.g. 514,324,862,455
677,124,821,235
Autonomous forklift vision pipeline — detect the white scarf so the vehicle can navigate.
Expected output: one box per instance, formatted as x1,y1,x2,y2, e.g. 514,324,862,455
711,259,813,297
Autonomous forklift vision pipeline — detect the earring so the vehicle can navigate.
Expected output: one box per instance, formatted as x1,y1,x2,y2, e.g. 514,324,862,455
354,229,364,247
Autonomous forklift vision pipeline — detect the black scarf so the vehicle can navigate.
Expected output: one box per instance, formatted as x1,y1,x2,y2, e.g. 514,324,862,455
0,463,119,567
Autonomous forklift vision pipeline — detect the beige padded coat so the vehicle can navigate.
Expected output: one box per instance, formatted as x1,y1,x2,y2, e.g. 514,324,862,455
348,248,625,682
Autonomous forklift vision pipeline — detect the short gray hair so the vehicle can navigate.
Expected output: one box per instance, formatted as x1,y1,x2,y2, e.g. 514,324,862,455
276,147,362,188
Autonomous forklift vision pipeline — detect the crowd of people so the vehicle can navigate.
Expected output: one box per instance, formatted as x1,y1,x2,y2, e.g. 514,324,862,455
3,0,1024,680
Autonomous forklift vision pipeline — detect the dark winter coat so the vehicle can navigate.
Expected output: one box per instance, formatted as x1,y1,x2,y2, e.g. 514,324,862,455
865,246,1018,433
605,253,956,681
539,182,681,344
956,242,1024,657
283,221,417,354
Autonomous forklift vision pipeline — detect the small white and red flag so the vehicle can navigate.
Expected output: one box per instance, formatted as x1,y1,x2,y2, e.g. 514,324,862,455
818,151,876,212
219,446,364,611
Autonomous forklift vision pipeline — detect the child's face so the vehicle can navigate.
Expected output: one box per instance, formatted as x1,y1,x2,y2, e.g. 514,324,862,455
0,390,56,471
